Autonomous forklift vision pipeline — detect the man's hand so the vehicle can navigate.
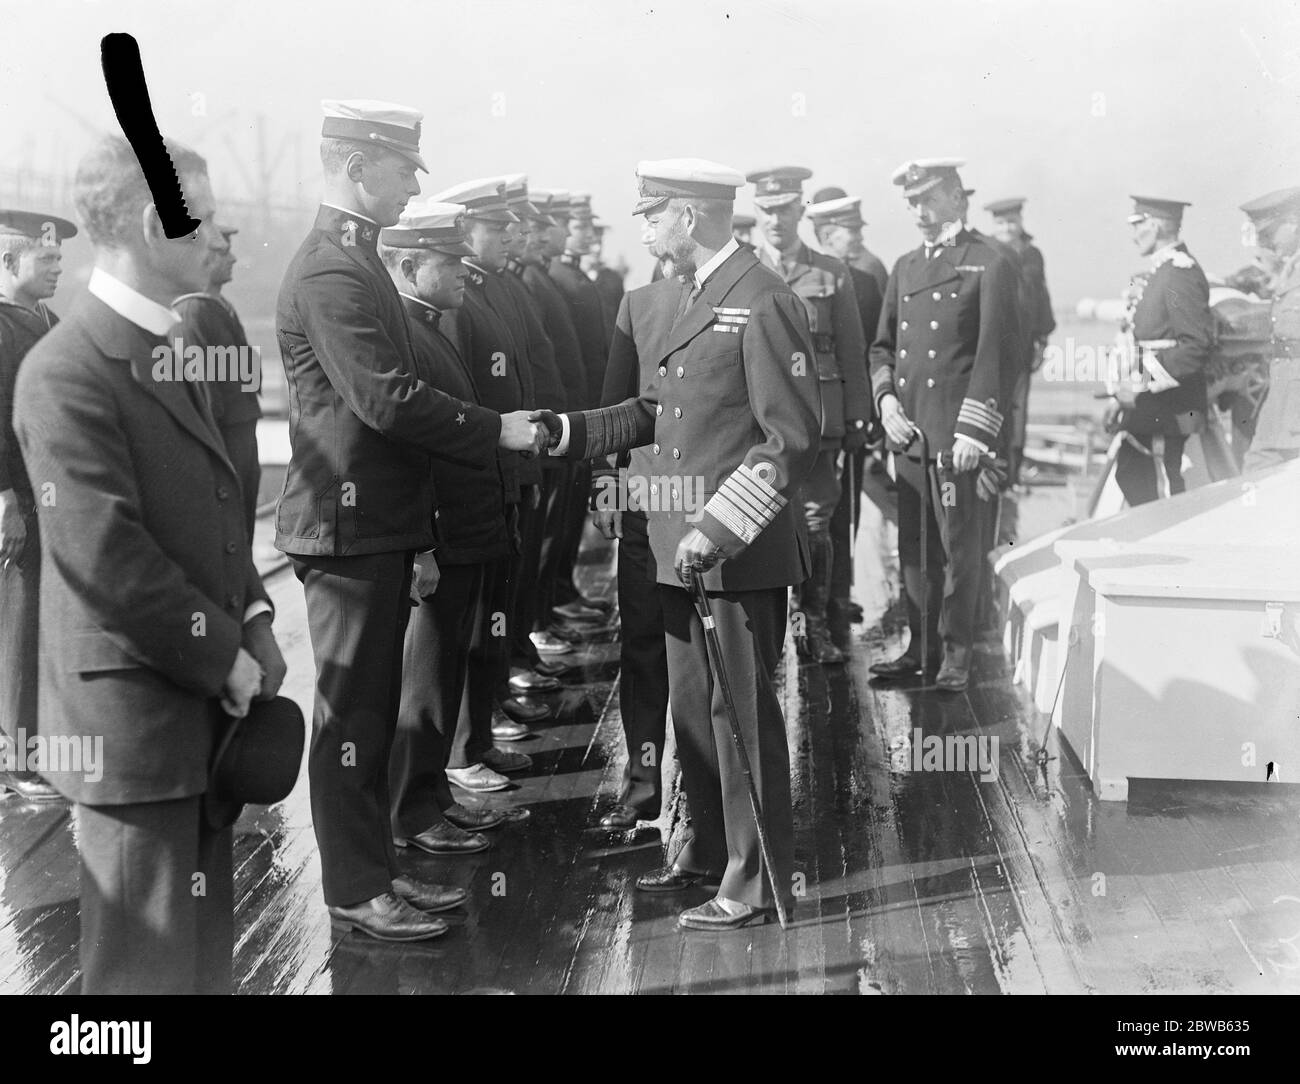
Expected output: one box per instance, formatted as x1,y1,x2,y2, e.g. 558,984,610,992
879,394,915,448
949,440,982,473
0,490,26,570
593,508,622,540
242,617,286,700
221,646,264,717
674,527,726,589
499,410,549,458
528,409,563,450
411,550,441,602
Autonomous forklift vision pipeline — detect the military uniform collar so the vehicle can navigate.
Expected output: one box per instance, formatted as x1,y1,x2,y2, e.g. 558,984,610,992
559,250,585,268
316,203,380,253
505,257,525,276
923,219,966,256
1149,241,1195,271
400,291,445,325
462,259,489,287
0,296,56,329
693,237,741,290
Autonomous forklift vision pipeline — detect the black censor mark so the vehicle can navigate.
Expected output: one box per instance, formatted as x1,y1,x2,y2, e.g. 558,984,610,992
100,33,200,239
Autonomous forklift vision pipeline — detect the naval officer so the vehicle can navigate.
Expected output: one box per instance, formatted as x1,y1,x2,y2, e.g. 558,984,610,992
534,158,821,929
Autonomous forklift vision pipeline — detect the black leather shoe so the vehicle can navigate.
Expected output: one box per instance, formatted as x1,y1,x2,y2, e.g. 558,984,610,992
552,600,606,622
0,772,64,802
396,820,490,855
492,714,532,742
500,696,551,724
935,663,970,692
392,876,467,913
678,898,777,931
635,866,718,893
481,747,532,774
444,803,506,831
509,669,561,693
599,804,642,829
531,657,573,678
869,653,921,678
328,892,448,941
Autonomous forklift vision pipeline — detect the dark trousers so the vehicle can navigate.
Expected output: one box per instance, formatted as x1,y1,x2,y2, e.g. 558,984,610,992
292,551,413,906
895,455,989,658
1115,432,1187,506
829,446,867,604
615,510,669,817
659,583,793,910
534,466,568,625
390,562,483,838
453,556,510,768
77,796,233,994
551,460,592,606
509,483,545,670
0,510,38,749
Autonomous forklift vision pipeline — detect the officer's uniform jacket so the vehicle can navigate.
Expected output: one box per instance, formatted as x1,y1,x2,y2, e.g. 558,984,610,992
550,251,611,410
453,270,530,501
563,244,821,591
1123,242,1213,436
1250,252,1300,454
870,226,1021,456
757,241,871,446
275,205,501,556
0,299,56,506
15,290,271,804
400,294,512,566
522,258,589,413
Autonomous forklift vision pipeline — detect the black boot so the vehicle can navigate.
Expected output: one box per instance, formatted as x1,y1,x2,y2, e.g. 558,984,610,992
794,533,844,665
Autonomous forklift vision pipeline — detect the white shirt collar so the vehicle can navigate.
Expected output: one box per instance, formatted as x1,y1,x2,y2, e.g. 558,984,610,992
401,292,442,315
924,219,965,252
321,202,379,226
693,237,741,290
87,268,181,336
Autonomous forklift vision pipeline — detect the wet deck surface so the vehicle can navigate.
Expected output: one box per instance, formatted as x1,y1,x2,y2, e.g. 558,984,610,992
4,486,1300,995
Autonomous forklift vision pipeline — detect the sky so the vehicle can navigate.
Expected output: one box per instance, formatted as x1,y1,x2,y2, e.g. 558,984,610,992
2,0,1299,305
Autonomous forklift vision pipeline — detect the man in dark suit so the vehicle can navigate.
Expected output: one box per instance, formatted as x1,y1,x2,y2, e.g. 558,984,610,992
1106,197,1214,504
588,221,627,328
14,136,286,993
173,225,262,541
986,197,1056,485
381,201,515,855
0,209,74,803
534,158,821,929
807,192,886,646
277,101,546,941
750,167,872,666
870,159,1021,692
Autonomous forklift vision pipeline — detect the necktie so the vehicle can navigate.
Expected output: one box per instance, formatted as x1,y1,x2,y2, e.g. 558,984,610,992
672,278,701,328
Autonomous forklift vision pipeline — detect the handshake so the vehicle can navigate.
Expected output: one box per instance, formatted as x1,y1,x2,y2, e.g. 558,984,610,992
498,409,564,458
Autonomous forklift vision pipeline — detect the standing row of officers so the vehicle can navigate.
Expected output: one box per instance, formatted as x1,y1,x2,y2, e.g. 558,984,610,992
2,91,1298,991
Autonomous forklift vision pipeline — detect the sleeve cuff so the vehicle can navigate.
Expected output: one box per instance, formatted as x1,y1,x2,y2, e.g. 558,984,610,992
243,600,273,624
550,413,571,456
953,433,990,455
700,462,788,548
955,397,1003,443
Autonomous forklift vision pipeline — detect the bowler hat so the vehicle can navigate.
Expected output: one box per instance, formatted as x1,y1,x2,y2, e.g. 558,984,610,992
203,695,305,829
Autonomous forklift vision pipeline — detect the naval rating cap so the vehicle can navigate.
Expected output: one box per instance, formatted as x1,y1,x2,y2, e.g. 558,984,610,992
320,99,428,172
430,178,519,224
0,210,78,242
984,196,1027,217
380,200,475,256
806,194,864,228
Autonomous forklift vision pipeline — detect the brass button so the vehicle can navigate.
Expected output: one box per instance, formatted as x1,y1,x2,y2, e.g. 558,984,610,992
930,320,938,330
932,291,941,300
650,483,659,496
658,366,667,377
903,294,910,302
676,366,685,378
226,595,239,609
224,541,237,554
672,448,681,459
928,349,937,359
674,407,682,418
216,486,230,501
652,443,660,454
899,376,907,387
899,349,907,358
901,320,909,330
927,378,935,388
656,404,663,415
671,487,679,501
